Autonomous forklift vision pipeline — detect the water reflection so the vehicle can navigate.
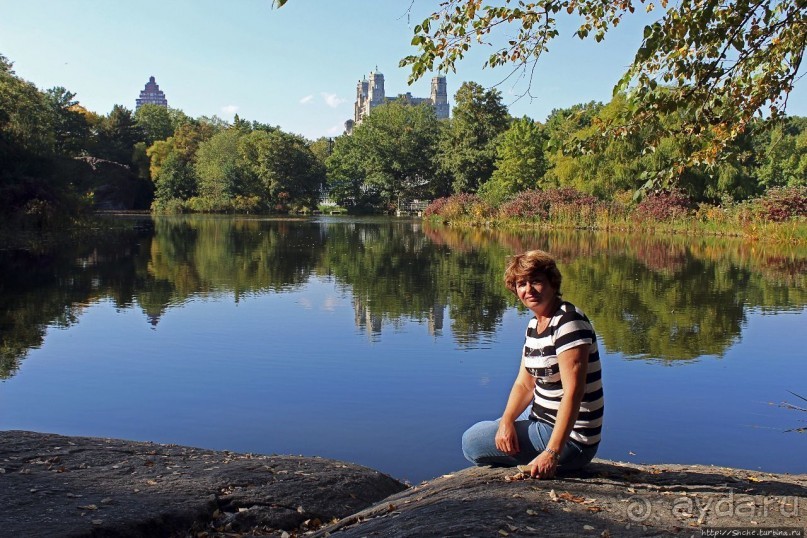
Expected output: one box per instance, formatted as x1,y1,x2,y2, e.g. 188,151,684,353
1,216,805,379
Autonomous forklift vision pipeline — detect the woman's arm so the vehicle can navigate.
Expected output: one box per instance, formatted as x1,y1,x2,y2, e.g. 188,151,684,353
495,357,536,455
528,344,588,478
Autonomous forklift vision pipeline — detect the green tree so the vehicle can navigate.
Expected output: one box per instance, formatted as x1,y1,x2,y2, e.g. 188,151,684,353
135,104,173,145
479,116,548,205
194,128,246,206
44,87,89,156
238,129,325,211
96,105,143,166
330,102,442,211
438,82,510,193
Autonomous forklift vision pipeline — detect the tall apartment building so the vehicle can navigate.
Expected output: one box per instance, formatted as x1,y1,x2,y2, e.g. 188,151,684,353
345,69,448,134
135,76,168,110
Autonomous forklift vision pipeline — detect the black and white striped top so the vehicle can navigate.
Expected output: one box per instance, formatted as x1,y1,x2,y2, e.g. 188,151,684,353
523,301,604,446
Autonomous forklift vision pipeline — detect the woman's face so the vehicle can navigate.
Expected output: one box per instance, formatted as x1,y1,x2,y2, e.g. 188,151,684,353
515,272,557,316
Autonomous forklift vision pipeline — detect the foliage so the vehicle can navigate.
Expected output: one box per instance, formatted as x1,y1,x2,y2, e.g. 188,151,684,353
438,82,511,193
326,101,443,212
134,104,174,145
479,116,547,205
497,187,600,221
635,188,693,221
393,0,807,175
751,186,807,222
427,193,493,222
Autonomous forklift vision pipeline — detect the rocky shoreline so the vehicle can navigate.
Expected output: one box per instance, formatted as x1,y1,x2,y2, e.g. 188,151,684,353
1,431,804,537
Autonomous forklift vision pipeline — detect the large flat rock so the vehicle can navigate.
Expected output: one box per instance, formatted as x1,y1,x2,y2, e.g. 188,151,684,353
313,461,807,537
0,430,406,537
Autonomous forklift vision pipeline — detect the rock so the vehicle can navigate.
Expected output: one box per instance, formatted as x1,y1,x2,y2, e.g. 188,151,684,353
3,431,806,537
310,461,807,537
0,431,406,537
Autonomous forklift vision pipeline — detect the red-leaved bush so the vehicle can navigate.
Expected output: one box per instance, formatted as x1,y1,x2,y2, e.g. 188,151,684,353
635,189,692,221
498,188,599,220
423,197,450,217
753,186,807,222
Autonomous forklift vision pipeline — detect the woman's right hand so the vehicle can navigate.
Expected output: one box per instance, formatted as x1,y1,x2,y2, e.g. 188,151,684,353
495,420,519,455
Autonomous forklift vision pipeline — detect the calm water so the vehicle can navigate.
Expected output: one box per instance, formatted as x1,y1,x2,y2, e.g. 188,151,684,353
1,216,805,483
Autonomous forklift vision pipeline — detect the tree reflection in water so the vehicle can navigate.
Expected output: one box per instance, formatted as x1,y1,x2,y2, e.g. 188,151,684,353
1,216,805,379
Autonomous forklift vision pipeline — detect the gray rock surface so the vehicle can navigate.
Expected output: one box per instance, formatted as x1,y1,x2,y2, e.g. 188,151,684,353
3,431,805,537
314,461,807,537
0,430,406,537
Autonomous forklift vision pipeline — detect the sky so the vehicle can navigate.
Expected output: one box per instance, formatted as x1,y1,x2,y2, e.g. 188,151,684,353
2,0,805,141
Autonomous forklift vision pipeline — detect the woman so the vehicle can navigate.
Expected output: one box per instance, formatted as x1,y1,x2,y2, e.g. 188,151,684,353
462,250,603,479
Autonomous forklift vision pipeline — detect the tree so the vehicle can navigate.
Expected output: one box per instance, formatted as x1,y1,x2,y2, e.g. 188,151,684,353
96,105,143,165
479,116,548,205
327,102,443,211
44,87,89,156
238,129,324,211
135,104,173,145
438,82,510,193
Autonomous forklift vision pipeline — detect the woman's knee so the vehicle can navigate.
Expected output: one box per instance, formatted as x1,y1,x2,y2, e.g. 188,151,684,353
461,420,498,463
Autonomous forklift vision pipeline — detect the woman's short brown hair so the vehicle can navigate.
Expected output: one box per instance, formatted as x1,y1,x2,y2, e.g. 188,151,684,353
503,250,563,296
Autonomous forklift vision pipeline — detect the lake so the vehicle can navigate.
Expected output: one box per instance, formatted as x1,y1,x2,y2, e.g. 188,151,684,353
1,215,805,484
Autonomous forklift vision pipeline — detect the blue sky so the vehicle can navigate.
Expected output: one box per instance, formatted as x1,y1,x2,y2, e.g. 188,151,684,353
2,0,805,140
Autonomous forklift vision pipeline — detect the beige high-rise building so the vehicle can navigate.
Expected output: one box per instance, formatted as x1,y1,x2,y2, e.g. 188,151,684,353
345,69,449,134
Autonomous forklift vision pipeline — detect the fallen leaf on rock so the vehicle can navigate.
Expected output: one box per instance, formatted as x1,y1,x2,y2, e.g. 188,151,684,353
558,492,586,503
549,489,559,502
747,476,762,482
91,520,102,525
498,531,509,537
587,506,603,513
100,498,112,504
526,509,537,516
78,505,98,511
584,525,595,531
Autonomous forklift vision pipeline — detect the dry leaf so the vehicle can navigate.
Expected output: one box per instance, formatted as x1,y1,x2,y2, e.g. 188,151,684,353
78,504,98,510
549,489,559,502
584,525,595,530
587,506,603,513
498,531,509,537
558,492,586,503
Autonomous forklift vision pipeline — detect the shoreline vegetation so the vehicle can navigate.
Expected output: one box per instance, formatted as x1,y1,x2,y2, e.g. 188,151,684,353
2,51,805,238
422,187,807,244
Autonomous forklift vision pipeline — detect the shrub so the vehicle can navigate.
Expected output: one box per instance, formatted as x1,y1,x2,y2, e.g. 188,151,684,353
635,188,692,221
498,188,599,221
440,193,493,221
753,186,807,222
423,197,450,217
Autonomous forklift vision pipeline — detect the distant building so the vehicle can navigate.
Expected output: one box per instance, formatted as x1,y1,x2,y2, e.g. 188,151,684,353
346,69,448,134
135,76,168,110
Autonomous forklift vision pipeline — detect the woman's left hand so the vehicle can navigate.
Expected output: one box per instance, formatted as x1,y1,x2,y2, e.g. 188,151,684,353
528,451,558,479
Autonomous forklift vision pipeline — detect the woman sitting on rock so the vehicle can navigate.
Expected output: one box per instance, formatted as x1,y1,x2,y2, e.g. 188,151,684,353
462,250,604,479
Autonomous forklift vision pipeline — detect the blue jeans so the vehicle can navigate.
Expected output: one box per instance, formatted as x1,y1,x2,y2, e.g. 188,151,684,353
462,413,598,472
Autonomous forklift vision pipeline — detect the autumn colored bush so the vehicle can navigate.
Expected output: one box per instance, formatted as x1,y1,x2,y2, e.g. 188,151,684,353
438,193,493,221
423,197,450,217
752,186,807,222
498,188,599,220
635,189,693,221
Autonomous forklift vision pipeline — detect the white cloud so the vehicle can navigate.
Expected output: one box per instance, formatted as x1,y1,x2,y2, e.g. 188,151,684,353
299,94,314,105
321,92,346,108
326,123,344,136
221,104,239,115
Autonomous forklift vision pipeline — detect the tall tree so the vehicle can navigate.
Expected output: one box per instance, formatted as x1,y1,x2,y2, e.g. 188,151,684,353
438,82,510,193
44,87,89,156
479,116,548,205
96,105,143,166
328,102,442,211
134,104,173,145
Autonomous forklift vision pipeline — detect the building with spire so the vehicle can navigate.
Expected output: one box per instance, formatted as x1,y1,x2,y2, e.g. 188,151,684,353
345,68,448,134
135,76,168,110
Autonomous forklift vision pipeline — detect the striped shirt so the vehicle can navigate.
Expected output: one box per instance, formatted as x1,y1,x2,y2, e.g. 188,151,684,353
523,301,604,445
